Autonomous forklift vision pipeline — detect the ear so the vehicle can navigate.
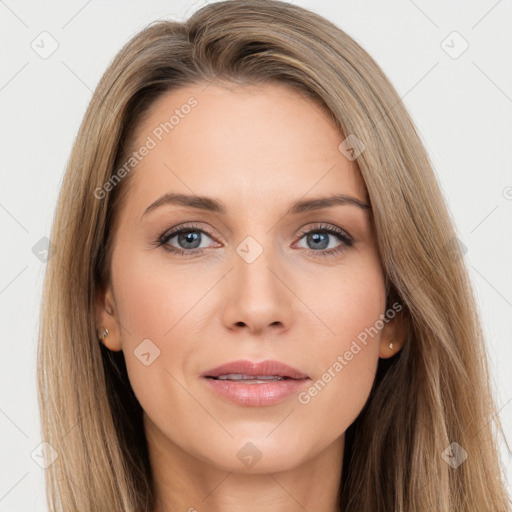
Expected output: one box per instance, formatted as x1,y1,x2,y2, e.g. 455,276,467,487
378,305,409,359
95,284,123,352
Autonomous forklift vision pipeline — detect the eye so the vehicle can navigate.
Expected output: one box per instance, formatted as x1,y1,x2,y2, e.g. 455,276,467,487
156,223,219,258
294,223,353,257
154,222,353,258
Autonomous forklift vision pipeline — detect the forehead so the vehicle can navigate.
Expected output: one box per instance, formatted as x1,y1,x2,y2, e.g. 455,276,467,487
124,80,368,214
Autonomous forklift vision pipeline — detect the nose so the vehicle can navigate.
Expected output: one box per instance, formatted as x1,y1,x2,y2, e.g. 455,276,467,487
220,237,294,335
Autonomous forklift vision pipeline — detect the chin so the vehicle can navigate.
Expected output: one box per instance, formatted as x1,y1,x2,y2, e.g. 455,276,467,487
195,436,308,474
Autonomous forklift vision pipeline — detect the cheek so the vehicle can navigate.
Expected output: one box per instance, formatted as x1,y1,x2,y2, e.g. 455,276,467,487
294,258,385,431
302,253,386,356
111,243,206,341
109,243,206,404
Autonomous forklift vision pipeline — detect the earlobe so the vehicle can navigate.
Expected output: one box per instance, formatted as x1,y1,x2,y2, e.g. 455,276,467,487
95,286,122,352
379,339,401,359
378,308,409,359
97,325,122,352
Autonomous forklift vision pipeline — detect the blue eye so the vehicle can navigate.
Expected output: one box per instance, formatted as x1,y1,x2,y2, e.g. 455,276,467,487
155,222,353,258
156,223,217,258
295,223,353,257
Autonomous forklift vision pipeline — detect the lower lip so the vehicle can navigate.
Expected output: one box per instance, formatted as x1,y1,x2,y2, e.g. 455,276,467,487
203,377,310,406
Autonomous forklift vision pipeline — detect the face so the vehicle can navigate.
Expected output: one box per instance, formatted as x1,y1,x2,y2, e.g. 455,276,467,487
97,80,407,474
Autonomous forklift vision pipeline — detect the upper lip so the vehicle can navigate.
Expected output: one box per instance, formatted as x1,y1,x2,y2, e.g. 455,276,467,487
202,359,310,379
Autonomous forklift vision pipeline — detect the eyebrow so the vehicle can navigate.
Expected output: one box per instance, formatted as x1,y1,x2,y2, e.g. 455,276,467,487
142,192,370,219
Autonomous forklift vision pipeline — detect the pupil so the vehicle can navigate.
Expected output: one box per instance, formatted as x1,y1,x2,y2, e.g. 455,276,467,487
179,231,200,249
309,232,328,250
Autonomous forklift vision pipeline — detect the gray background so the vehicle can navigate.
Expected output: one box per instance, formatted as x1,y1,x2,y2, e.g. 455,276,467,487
0,0,511,509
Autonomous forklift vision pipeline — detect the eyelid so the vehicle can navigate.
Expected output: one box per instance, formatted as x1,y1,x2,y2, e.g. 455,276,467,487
295,222,352,242
157,222,220,246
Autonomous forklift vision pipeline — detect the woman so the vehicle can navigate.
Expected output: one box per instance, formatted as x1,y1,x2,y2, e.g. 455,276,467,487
37,0,511,510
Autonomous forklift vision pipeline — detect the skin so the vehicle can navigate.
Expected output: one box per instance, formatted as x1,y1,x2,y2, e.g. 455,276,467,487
96,80,408,512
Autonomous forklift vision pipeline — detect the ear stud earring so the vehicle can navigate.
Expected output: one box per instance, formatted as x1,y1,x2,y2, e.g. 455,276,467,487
389,342,394,350
98,327,109,341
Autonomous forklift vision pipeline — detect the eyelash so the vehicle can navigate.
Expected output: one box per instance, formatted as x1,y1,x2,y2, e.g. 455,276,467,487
155,222,353,259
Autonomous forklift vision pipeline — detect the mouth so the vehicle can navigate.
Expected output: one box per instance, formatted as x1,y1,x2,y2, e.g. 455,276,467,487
207,374,295,383
202,359,310,380
201,360,311,406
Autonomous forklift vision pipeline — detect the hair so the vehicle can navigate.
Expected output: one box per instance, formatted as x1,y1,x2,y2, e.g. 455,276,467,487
37,0,511,510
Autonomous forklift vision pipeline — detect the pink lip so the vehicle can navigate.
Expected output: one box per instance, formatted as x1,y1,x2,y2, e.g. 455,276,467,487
201,359,309,379
201,359,311,407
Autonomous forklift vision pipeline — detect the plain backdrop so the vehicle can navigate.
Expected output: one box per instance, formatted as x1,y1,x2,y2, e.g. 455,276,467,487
1,0,511,509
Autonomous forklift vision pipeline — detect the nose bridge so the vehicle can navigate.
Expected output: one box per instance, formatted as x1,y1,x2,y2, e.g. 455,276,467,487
221,231,292,332
234,232,281,293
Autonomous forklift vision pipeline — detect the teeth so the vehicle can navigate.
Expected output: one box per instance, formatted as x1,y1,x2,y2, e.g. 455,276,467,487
215,374,285,381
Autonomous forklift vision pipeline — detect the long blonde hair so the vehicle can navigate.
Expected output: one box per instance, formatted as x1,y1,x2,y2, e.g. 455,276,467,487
37,1,511,510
